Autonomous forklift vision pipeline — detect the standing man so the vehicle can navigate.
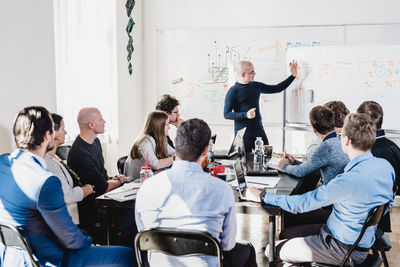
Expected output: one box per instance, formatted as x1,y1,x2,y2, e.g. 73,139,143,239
357,100,400,233
68,107,132,243
0,106,135,266
155,94,184,148
250,113,395,266
224,60,298,153
135,119,257,267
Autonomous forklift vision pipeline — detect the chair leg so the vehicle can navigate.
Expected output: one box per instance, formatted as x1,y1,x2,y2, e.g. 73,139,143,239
380,249,389,267
373,242,389,267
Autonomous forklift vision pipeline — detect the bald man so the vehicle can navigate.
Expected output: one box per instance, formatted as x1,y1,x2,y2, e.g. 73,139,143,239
224,60,298,153
68,107,132,244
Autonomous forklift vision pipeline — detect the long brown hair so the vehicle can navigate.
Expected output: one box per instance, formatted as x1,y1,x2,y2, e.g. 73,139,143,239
130,111,169,160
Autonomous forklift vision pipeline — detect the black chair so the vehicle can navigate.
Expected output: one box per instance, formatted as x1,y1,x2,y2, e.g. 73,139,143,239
134,228,223,267
56,145,71,161
372,230,391,267
311,203,389,267
0,222,40,267
117,156,128,174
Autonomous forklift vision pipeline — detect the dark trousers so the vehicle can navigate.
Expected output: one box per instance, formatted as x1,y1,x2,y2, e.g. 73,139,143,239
241,125,269,154
282,208,331,231
223,241,258,267
63,245,137,267
79,203,137,247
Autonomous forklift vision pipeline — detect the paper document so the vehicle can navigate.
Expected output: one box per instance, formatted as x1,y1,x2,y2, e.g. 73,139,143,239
266,157,285,172
267,157,281,166
103,182,141,202
245,176,281,189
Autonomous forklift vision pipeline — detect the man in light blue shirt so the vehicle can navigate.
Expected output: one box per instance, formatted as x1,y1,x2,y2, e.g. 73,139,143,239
251,113,395,266
135,118,257,267
0,106,135,267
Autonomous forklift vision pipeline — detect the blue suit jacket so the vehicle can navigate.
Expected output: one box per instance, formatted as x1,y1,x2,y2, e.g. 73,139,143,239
0,150,91,266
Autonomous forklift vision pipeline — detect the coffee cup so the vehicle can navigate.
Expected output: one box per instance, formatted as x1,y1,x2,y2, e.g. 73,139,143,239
210,165,225,177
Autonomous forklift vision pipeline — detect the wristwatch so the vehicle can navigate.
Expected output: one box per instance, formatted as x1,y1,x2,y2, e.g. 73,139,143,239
259,189,267,203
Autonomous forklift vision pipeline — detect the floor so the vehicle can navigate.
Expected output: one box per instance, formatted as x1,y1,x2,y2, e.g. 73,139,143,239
236,206,400,266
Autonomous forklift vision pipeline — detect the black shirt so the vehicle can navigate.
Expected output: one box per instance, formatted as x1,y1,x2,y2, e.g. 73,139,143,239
68,136,109,196
167,135,174,149
68,136,109,227
371,129,400,232
223,75,295,132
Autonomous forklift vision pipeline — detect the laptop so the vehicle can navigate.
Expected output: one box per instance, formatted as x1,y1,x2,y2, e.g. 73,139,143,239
214,128,246,159
233,159,263,202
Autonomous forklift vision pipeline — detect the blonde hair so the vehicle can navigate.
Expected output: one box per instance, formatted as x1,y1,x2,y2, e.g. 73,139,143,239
342,113,376,151
130,111,169,159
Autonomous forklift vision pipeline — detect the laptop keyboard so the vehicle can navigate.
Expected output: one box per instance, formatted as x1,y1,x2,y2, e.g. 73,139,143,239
246,169,279,176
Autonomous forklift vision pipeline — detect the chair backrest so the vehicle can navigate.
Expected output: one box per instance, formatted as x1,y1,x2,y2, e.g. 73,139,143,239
56,145,71,161
0,222,40,267
117,156,128,174
339,202,389,267
134,228,223,267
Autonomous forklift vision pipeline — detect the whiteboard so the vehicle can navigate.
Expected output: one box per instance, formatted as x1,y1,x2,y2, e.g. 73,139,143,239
285,45,400,130
157,26,344,124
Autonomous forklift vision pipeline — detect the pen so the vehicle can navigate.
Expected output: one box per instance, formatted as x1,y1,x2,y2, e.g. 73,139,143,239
124,193,136,197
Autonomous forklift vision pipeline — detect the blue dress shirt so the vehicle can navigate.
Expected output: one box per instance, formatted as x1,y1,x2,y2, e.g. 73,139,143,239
135,160,237,267
0,149,91,266
264,152,394,248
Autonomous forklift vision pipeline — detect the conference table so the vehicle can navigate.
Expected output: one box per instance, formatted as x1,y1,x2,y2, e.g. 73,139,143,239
226,163,303,267
96,159,303,267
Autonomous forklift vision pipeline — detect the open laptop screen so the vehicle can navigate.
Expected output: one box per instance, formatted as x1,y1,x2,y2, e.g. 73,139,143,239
228,127,246,157
233,159,247,198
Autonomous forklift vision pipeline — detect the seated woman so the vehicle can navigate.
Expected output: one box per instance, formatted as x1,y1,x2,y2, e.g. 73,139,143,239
124,111,175,179
45,113,94,225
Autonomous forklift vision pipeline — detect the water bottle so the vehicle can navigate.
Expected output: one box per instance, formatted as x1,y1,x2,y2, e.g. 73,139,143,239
207,139,214,163
139,167,153,183
253,137,264,171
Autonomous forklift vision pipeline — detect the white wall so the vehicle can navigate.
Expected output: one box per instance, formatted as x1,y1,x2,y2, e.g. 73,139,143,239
0,1,57,154
141,0,400,153
114,0,144,169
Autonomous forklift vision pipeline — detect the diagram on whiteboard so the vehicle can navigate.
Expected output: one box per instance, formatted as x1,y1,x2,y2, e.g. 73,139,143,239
157,27,342,124
359,55,400,101
286,45,400,130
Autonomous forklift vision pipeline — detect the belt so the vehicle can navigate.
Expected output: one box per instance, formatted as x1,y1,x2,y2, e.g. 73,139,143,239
335,237,370,252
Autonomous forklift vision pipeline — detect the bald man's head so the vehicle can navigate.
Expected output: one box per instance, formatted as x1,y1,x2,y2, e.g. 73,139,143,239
77,107,105,134
236,61,255,84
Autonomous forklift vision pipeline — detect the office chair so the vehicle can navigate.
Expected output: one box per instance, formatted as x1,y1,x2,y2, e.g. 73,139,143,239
117,156,128,174
134,228,223,267
56,145,71,161
0,222,40,267
311,203,388,267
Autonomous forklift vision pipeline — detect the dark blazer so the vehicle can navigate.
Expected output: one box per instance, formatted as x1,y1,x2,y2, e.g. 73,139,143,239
371,129,400,232
0,150,91,266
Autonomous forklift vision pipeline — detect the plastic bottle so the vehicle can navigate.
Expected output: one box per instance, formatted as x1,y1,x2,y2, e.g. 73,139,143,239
207,139,214,163
139,166,153,183
253,137,264,171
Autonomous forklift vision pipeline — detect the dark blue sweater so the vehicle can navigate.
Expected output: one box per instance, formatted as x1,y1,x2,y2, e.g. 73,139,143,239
223,75,295,131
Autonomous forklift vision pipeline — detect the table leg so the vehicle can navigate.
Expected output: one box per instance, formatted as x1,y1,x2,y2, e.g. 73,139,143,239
103,205,110,245
268,215,276,267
